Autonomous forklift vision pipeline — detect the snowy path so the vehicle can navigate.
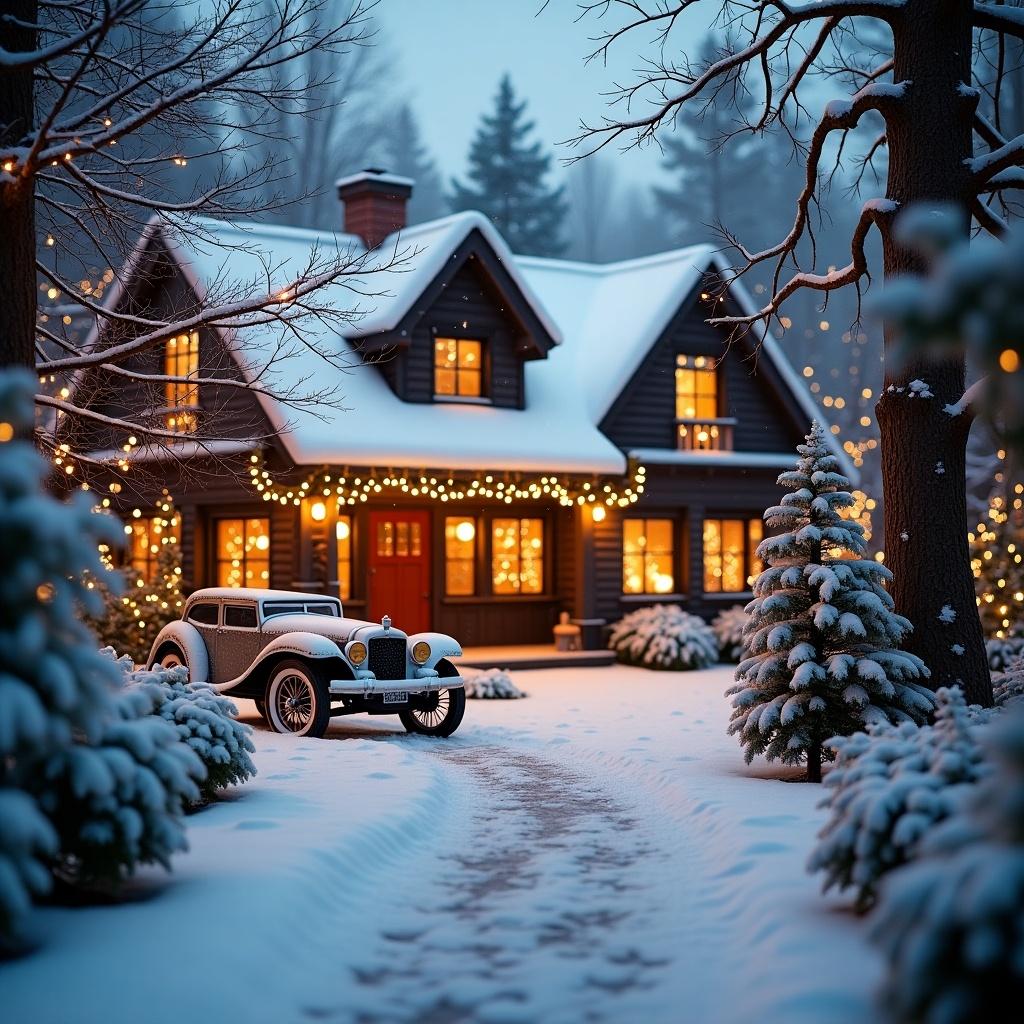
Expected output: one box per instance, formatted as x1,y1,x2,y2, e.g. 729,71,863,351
2,666,881,1024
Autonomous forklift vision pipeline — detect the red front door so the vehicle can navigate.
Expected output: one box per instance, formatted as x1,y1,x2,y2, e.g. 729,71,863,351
368,510,432,634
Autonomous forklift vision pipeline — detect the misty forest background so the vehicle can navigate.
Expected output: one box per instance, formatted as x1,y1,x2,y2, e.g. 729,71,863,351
38,4,1024,541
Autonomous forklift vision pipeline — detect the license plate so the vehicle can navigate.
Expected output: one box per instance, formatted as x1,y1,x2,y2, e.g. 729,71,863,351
383,690,409,704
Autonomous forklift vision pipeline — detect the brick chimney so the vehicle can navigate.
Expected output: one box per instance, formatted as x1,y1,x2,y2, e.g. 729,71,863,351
336,168,414,249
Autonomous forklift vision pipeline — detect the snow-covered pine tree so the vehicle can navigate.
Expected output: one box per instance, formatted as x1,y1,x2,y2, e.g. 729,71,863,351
727,422,935,782
449,75,566,256
970,469,1024,643
0,368,122,944
385,103,446,224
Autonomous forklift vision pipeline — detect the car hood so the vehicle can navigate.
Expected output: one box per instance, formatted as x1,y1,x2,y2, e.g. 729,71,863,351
261,614,408,643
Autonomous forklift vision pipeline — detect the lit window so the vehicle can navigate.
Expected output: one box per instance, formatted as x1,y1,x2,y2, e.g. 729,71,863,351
445,516,476,596
622,518,675,594
434,338,483,398
492,518,543,594
165,331,200,434
375,519,421,558
216,518,270,587
336,515,352,600
676,354,727,450
127,516,160,582
703,517,763,593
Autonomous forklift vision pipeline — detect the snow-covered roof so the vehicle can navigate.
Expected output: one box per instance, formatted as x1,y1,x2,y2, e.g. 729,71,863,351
189,587,339,604
151,213,851,479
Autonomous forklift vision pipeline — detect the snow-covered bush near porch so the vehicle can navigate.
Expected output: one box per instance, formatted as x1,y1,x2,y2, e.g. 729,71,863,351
106,652,256,802
464,667,527,699
994,658,1024,708
986,633,1024,672
608,604,718,671
711,605,748,662
39,684,204,886
0,369,126,945
870,704,1024,1022
808,688,993,909
727,422,934,781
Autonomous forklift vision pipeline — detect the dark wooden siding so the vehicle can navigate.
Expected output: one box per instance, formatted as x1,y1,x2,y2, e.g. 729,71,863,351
399,255,526,408
600,288,806,453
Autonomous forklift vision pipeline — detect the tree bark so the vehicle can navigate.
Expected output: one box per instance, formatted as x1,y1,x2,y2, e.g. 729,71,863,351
877,0,992,705
806,741,822,784
0,0,37,375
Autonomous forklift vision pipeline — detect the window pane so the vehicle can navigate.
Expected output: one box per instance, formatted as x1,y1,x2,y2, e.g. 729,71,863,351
435,337,483,398
396,521,409,557
187,603,218,625
224,605,257,628
410,522,421,557
676,353,718,438
336,515,351,600
703,519,723,592
622,518,674,594
721,520,745,591
164,331,199,434
623,519,645,555
519,519,543,594
377,520,393,557
457,369,480,396
445,517,475,596
645,519,673,554
623,553,645,594
434,367,456,396
747,518,764,584
491,518,519,594
217,517,269,589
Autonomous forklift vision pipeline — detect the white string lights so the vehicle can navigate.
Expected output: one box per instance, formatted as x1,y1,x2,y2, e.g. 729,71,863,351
244,453,647,510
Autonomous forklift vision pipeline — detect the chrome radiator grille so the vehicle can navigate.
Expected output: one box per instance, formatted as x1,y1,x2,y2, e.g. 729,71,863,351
369,637,407,680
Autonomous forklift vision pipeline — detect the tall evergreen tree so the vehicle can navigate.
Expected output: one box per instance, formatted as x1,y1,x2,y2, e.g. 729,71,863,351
384,103,445,225
449,75,566,256
726,422,934,782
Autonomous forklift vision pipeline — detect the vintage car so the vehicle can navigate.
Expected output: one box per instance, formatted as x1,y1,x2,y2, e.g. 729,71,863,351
147,588,466,738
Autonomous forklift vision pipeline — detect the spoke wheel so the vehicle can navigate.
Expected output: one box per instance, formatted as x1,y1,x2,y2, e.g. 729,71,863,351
399,686,466,738
266,660,330,737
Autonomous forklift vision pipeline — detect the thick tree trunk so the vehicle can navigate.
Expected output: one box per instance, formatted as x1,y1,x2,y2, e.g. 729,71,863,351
0,0,37,375
806,742,822,784
877,0,992,705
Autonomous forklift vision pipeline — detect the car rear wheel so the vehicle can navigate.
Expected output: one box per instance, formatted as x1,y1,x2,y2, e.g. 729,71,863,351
399,687,466,738
265,660,331,738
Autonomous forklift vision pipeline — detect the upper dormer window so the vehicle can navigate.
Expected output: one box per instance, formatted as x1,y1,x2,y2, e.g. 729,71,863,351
434,337,483,399
165,330,199,434
675,353,732,450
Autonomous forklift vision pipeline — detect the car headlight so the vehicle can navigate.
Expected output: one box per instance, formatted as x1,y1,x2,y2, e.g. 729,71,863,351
411,641,431,665
347,641,367,666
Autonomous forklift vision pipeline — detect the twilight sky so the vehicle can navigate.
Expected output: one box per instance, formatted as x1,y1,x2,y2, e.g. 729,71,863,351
373,0,680,188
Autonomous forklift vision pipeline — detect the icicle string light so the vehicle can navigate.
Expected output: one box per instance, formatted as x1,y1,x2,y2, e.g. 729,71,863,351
244,453,647,509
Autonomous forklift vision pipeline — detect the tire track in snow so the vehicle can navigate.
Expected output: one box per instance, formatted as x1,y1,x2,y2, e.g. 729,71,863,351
341,743,674,1024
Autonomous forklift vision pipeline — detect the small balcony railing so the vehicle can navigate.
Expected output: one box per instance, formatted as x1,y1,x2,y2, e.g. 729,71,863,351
676,417,736,452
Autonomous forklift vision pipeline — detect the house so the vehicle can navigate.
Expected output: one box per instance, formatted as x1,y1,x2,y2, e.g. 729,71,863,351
71,170,854,649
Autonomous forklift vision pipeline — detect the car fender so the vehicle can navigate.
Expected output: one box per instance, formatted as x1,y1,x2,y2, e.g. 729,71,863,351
254,631,345,665
148,621,210,683
407,631,462,671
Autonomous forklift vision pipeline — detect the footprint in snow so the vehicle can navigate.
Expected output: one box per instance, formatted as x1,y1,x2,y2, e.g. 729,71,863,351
670,711,684,717
742,841,790,855
366,771,394,780
741,814,800,827
235,820,279,830
289,755,309,762
266,772,298,781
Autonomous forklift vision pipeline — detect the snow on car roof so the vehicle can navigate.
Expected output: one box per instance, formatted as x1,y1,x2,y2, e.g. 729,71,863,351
150,213,854,479
188,588,340,604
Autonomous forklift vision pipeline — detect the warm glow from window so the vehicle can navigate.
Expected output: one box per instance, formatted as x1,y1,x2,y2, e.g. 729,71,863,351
336,515,352,600
445,517,476,596
375,519,422,559
216,518,270,587
703,518,763,593
622,518,675,594
675,354,717,420
127,516,159,582
492,518,543,594
165,331,200,434
434,338,483,398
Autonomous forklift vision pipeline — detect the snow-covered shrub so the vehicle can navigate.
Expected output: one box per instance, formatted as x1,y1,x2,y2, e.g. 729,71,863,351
727,423,935,781
987,634,1024,672
994,660,1024,708
870,704,1024,1022
0,369,125,943
463,668,527,699
711,605,748,662
110,653,256,801
808,688,993,909
39,684,204,886
608,604,718,671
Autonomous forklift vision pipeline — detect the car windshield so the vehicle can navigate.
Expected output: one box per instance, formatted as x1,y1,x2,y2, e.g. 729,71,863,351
263,600,340,619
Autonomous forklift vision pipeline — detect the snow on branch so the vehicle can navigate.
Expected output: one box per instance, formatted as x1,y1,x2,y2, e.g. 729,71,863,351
974,2,1024,40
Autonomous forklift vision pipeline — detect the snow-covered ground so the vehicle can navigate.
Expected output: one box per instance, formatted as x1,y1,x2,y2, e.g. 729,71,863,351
2,666,879,1023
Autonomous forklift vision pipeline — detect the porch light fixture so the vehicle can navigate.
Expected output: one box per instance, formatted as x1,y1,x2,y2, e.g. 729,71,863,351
591,505,606,523
310,500,327,522
454,519,475,543
336,519,351,541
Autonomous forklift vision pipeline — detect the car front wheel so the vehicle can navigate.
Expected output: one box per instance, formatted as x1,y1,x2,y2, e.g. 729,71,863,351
265,660,331,737
399,687,466,738
155,643,187,673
